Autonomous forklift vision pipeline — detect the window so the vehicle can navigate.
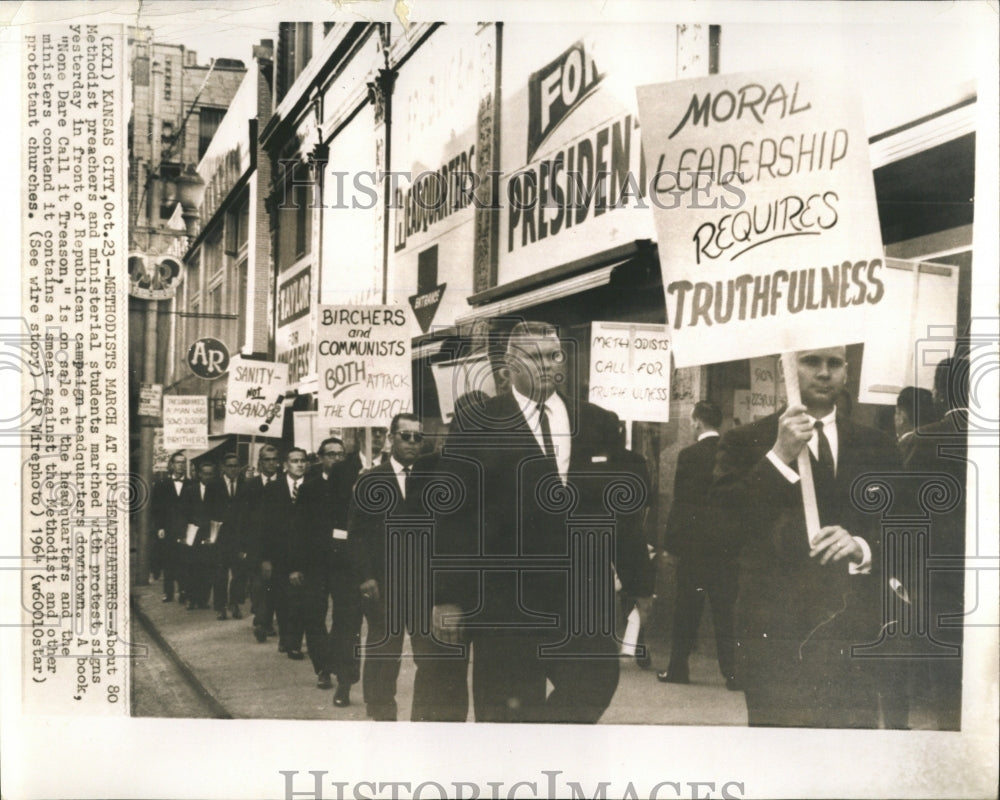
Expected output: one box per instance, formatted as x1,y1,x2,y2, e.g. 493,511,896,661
198,107,227,161
276,23,314,102
163,58,172,101
275,162,313,270
235,258,248,351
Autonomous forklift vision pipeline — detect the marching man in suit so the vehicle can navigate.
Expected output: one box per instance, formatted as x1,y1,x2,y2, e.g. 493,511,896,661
237,445,282,643
660,401,739,689
712,346,899,728
180,461,226,610
150,451,191,603
349,413,426,720
433,321,655,723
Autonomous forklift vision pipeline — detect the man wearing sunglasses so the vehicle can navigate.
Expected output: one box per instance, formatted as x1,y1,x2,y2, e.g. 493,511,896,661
349,413,426,720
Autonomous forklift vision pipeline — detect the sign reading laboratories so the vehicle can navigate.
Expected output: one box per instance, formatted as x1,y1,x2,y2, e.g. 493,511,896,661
636,71,886,367
315,305,413,426
224,357,288,437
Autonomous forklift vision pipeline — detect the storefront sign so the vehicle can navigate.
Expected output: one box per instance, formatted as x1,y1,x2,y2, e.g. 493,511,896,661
223,357,288,437
748,356,780,418
162,396,208,451
276,262,314,387
588,322,671,422
637,70,885,366
187,337,230,379
315,305,413,426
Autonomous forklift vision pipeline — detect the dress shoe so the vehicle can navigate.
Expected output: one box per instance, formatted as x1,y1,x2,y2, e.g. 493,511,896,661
725,676,743,692
253,626,267,643
216,610,228,621
264,626,277,637
161,595,173,603
287,649,305,661
333,685,351,707
178,592,188,604
316,672,332,690
656,669,690,684
278,643,288,653
230,604,243,620
186,601,196,611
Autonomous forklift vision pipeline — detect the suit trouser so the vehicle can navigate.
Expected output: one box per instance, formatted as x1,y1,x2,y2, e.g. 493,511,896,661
160,538,184,599
302,566,362,683
273,577,312,652
211,556,232,612
410,630,470,722
249,567,274,630
361,596,404,720
471,628,620,723
741,638,879,728
229,555,250,605
186,543,214,606
668,558,738,678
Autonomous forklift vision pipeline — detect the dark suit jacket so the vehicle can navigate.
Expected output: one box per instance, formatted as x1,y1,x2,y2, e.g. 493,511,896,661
439,390,654,628
180,479,228,545
298,459,362,575
664,435,735,564
259,476,308,576
712,412,899,667
348,460,421,591
231,473,279,566
903,409,968,622
151,477,190,542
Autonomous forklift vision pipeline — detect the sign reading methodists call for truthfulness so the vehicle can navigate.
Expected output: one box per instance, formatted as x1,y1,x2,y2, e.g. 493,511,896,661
636,71,886,367
316,306,414,427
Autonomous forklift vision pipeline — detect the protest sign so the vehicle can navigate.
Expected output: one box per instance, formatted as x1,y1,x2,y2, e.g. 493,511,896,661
315,306,413,426
588,322,672,422
637,71,886,367
163,396,208,451
223,357,288,436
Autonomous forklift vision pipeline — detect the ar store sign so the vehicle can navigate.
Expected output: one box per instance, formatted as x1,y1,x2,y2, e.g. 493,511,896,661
636,71,885,367
187,337,230,379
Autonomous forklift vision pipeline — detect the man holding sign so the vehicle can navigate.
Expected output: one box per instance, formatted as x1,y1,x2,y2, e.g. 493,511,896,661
712,346,899,728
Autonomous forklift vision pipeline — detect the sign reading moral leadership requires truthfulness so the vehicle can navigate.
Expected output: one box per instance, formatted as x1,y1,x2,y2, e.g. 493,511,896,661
636,71,886,367
315,305,413,427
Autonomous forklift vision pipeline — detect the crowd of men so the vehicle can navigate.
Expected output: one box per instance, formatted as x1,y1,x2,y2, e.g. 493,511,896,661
149,320,969,729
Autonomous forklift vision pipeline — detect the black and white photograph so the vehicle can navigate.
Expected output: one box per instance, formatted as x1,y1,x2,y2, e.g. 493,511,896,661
1,1,997,798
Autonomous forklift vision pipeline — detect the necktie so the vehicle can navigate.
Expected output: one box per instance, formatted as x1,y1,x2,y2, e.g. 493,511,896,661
813,421,835,483
402,465,412,500
538,402,555,459
291,479,299,503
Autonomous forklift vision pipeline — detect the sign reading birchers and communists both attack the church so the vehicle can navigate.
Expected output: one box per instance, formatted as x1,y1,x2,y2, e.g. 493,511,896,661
315,306,413,426
589,322,672,423
223,357,288,437
636,71,885,367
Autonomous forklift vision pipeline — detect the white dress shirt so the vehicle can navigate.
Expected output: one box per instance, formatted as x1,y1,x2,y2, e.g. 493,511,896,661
512,386,571,483
389,456,412,499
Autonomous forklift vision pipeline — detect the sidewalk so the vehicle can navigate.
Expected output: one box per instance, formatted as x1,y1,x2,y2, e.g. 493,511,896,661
131,581,748,725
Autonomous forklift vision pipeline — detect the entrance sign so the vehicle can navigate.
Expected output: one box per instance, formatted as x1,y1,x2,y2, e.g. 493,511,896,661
163,396,208,451
315,306,413,426
637,71,886,367
224,357,288,436
588,322,672,423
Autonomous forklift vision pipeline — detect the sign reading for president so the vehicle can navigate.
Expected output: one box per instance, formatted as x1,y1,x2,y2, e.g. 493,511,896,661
636,71,885,367
588,322,672,422
315,306,413,426
224,358,288,437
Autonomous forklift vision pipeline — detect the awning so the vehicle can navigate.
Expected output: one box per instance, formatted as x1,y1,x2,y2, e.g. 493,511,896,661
455,260,624,325
178,435,231,463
